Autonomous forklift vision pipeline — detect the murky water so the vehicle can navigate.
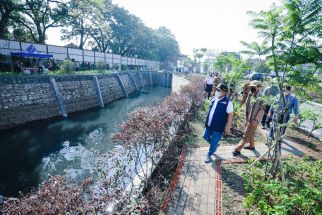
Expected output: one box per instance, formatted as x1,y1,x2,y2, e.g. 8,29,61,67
0,86,171,197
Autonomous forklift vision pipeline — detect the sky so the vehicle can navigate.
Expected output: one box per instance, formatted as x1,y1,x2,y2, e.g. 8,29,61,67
47,0,278,57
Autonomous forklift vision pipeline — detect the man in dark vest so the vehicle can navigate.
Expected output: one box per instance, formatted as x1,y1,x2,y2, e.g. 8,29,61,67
203,84,233,163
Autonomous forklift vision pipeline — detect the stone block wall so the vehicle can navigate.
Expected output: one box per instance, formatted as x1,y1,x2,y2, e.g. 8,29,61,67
0,77,59,128
119,73,136,93
141,73,150,86
0,71,172,129
55,76,98,113
132,73,143,88
98,74,125,103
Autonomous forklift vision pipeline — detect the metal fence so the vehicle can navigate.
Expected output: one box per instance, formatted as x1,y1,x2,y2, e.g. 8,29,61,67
0,39,160,70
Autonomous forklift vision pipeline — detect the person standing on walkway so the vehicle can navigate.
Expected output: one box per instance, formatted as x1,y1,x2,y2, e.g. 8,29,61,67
204,73,215,99
233,80,265,156
203,84,233,163
268,85,299,139
261,84,279,128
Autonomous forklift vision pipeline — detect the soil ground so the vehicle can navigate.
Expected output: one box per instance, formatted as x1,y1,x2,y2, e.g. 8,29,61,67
286,127,322,154
221,163,248,215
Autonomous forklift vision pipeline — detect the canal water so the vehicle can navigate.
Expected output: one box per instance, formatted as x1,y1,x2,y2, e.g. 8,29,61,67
0,86,171,197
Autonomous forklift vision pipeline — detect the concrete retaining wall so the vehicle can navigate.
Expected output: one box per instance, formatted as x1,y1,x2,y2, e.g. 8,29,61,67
0,71,172,129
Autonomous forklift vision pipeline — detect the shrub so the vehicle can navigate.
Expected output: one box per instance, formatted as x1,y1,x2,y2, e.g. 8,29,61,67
96,60,106,72
0,176,93,214
203,99,211,111
232,99,244,130
243,158,322,214
60,59,74,74
300,109,322,138
180,77,205,108
0,76,205,214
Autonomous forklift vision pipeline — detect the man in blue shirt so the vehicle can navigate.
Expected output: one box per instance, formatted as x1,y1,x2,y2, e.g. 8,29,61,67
203,84,233,163
261,84,279,128
268,85,299,138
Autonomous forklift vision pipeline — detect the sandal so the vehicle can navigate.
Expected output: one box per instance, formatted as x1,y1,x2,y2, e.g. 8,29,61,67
232,150,241,156
244,146,255,150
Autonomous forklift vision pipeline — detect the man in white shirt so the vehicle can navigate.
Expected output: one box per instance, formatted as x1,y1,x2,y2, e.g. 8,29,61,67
204,73,215,99
203,84,233,163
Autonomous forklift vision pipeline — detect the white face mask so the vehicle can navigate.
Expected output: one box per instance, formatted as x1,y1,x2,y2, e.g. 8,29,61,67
214,91,222,98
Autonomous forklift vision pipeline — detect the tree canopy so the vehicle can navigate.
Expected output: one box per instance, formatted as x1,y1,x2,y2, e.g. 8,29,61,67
243,0,321,179
1,0,180,63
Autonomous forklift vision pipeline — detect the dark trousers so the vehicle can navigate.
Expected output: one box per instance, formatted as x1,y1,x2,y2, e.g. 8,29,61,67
205,84,213,99
269,114,290,139
261,105,271,127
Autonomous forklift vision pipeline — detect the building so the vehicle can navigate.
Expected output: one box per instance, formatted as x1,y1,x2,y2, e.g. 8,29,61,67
176,54,190,72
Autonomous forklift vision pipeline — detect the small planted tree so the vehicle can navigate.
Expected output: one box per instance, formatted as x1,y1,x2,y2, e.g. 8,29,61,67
300,109,322,138
212,53,250,96
212,53,232,74
286,67,321,101
240,41,268,66
244,0,321,178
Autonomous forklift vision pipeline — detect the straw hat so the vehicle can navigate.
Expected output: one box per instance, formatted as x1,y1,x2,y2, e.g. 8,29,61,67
249,80,263,87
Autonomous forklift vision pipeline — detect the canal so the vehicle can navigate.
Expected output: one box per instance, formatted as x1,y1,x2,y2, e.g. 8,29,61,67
0,86,171,197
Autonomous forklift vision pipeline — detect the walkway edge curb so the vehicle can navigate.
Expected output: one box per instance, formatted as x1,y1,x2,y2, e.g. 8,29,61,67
215,155,296,215
215,158,248,215
160,144,187,214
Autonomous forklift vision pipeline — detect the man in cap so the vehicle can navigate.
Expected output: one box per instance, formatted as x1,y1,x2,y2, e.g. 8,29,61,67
204,84,233,163
233,80,265,156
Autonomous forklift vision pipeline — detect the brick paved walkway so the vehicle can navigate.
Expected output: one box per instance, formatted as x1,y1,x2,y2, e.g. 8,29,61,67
172,74,190,94
166,133,320,215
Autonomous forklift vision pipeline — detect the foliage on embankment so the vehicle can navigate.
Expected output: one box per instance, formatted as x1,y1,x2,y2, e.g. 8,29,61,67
0,77,205,214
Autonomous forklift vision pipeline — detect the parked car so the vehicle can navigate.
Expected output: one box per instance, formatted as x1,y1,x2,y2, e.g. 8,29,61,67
244,73,264,81
251,73,264,81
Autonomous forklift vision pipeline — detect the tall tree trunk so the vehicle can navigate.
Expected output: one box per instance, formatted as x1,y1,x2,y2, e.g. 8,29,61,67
270,33,286,181
79,21,86,49
39,31,46,44
79,29,84,49
0,11,11,38
35,22,43,43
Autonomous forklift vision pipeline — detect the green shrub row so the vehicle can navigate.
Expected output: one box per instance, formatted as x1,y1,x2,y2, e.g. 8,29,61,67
243,157,322,214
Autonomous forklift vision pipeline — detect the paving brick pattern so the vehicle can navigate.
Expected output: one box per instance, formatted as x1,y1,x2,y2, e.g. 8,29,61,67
166,136,318,215
167,147,216,215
